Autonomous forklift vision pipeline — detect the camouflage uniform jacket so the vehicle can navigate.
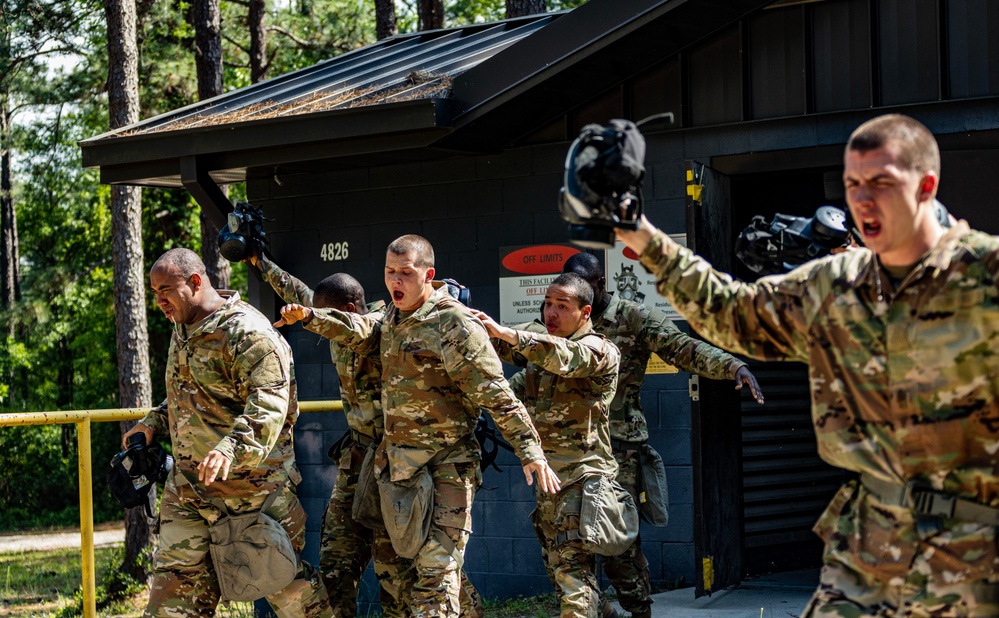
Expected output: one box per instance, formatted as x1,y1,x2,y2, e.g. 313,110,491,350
260,259,386,440
495,323,620,486
639,221,999,507
306,286,545,481
141,292,300,498
593,293,746,443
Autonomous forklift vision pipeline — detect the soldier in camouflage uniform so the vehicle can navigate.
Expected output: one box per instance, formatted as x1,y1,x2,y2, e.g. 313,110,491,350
275,234,561,618
616,114,999,617
123,248,331,618
560,252,764,618
252,255,485,618
251,254,403,618
471,273,621,618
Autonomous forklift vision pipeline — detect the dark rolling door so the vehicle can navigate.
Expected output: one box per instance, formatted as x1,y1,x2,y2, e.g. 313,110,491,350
740,361,843,575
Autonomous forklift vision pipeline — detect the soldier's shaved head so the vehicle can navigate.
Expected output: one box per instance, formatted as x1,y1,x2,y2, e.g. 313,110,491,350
153,248,208,279
315,272,367,312
847,114,940,176
563,252,602,285
387,234,435,268
149,247,223,325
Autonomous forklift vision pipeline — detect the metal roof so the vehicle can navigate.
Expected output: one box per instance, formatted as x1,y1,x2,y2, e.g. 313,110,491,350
103,14,559,140
80,0,774,193
80,13,560,189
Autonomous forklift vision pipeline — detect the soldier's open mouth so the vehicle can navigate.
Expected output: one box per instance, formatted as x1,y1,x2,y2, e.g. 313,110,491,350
862,219,881,237
393,291,404,301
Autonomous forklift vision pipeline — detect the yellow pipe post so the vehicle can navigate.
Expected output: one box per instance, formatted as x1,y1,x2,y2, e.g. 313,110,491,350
78,418,97,618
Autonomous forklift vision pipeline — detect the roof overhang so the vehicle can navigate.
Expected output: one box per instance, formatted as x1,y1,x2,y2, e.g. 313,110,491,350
80,98,454,189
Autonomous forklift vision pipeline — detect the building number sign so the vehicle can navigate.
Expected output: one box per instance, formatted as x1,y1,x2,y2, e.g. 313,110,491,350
321,242,349,261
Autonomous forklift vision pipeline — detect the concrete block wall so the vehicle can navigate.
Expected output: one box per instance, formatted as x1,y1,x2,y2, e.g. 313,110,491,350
245,132,704,605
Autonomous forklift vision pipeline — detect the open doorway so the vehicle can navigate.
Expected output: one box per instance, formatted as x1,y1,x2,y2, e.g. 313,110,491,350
728,168,845,577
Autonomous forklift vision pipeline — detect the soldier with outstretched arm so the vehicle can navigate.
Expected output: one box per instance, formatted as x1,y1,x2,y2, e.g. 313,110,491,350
470,273,623,618
615,114,999,617
275,234,560,618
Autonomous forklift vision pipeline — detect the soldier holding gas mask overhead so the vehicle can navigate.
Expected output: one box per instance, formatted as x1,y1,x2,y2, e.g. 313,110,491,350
567,114,999,617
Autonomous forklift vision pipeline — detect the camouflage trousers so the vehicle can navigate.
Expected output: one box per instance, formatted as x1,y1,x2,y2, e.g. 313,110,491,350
600,450,652,615
532,480,600,618
321,442,408,618
804,481,999,617
399,461,482,618
321,445,484,618
146,481,331,618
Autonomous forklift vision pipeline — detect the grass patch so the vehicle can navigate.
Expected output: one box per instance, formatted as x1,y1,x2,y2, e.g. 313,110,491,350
483,593,560,618
0,543,254,618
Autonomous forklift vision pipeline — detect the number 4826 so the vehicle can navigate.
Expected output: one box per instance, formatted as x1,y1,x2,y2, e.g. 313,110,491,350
320,242,349,261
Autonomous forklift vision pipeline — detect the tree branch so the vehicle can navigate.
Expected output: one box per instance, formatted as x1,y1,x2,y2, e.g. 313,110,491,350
266,25,315,49
222,32,250,56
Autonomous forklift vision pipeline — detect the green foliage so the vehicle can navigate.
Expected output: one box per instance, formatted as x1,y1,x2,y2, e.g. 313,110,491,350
220,0,376,88
0,0,588,535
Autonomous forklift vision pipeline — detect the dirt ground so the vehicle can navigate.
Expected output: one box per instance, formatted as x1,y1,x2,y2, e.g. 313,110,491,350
0,520,125,553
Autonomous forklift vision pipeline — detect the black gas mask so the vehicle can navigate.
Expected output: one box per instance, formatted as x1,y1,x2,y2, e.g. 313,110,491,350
558,119,646,249
107,433,174,516
218,201,270,262
735,205,850,276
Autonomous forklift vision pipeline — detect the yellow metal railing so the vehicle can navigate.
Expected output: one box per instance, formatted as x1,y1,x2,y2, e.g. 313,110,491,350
0,400,342,618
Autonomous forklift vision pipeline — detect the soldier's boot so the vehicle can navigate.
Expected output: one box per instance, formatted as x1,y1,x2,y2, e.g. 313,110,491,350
629,607,651,618
601,598,620,618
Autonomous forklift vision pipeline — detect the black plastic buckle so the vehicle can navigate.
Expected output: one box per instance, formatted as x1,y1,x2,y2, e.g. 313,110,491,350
907,485,957,519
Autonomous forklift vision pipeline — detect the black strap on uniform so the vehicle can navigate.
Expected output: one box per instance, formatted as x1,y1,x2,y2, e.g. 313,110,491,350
553,529,583,547
611,438,644,453
474,412,514,473
327,429,352,462
860,472,999,526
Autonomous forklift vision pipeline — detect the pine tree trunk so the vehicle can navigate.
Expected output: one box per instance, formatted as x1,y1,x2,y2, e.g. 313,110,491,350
248,0,267,83
0,100,20,320
106,0,155,582
419,0,444,30
193,0,231,289
506,0,546,18
375,0,397,40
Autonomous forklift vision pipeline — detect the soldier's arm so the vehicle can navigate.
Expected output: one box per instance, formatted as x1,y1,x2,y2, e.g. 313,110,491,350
255,254,315,306
508,330,620,379
441,313,545,466
631,227,813,362
126,400,167,448
276,304,380,355
646,312,746,380
137,399,169,436
211,330,292,471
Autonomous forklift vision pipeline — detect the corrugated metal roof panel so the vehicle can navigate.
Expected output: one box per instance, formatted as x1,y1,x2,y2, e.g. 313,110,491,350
102,14,558,140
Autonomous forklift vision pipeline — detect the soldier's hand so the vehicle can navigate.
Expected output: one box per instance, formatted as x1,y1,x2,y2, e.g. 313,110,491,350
469,309,517,344
735,366,764,405
244,247,263,270
615,214,658,255
198,450,231,486
523,460,561,494
274,303,312,328
121,423,154,449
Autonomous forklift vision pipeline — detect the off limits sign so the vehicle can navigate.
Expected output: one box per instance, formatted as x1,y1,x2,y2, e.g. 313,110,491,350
498,244,580,327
